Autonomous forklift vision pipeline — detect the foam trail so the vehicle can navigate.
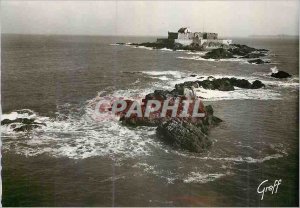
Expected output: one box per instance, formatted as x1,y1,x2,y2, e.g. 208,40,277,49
183,172,227,184
271,66,279,74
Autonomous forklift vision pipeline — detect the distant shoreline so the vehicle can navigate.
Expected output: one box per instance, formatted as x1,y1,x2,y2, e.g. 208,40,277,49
249,35,299,39
1,33,299,39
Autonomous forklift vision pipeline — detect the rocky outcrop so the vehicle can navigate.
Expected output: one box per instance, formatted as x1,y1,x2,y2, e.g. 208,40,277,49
1,117,46,132
271,71,292,79
119,94,206,127
157,119,212,152
201,44,268,60
248,59,270,64
113,80,224,152
202,48,234,59
228,44,257,56
251,80,266,89
115,42,269,58
129,42,204,51
175,77,265,91
156,105,221,152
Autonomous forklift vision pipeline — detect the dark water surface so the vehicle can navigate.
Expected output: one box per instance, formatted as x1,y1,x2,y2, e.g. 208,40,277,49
1,34,299,206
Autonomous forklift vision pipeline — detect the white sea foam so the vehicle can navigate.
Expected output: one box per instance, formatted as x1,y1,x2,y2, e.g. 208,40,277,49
133,162,229,184
160,48,173,51
185,51,208,55
157,75,171,81
194,87,282,101
1,108,159,160
177,56,216,62
174,151,285,164
177,56,249,64
183,172,227,184
140,70,184,79
135,46,153,50
270,66,280,74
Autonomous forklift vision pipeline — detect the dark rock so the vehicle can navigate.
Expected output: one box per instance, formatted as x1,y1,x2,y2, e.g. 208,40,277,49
1,117,46,132
256,48,269,52
251,59,264,64
219,80,235,91
228,44,256,56
202,48,234,59
145,90,175,100
271,71,292,79
203,105,222,126
196,78,235,91
174,81,199,95
196,78,248,91
178,77,266,91
157,119,212,153
1,118,35,125
228,78,252,89
251,80,265,89
248,59,268,64
155,105,222,153
13,124,43,132
190,74,197,77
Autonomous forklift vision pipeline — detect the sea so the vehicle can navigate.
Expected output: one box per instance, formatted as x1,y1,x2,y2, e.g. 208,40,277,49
1,34,299,206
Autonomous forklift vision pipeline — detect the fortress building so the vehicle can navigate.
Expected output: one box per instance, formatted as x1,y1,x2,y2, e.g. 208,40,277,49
157,27,232,47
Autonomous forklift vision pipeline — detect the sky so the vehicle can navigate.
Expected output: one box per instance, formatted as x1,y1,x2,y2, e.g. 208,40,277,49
1,1,299,37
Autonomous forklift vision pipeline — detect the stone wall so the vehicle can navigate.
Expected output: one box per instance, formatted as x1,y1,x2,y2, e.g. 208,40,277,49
194,32,204,39
175,39,193,46
168,32,178,39
203,33,218,39
177,32,194,40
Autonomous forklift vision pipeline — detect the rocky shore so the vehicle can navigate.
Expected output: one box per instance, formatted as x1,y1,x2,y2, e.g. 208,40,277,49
116,42,270,64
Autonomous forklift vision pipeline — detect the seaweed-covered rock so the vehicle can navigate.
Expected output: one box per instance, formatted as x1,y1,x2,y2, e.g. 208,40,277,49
195,77,265,91
228,78,252,89
157,119,212,153
271,71,292,79
145,90,175,100
228,44,256,56
202,48,234,59
248,59,270,64
156,105,222,153
1,117,46,132
13,124,43,132
251,80,265,89
1,118,35,125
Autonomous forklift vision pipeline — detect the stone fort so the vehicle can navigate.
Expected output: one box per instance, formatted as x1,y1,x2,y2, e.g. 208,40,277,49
157,27,232,47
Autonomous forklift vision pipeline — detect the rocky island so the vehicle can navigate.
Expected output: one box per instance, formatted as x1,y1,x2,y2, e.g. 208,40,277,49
117,27,270,64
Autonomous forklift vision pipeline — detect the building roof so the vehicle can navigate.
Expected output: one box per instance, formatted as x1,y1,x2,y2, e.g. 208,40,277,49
178,27,191,33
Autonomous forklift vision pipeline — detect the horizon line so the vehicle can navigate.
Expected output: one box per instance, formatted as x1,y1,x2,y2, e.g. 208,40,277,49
1,32,299,38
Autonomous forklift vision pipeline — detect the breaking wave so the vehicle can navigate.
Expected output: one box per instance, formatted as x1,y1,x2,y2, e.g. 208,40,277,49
1,108,159,159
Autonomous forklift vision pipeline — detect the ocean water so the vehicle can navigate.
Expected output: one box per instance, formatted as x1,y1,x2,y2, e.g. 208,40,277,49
1,34,299,206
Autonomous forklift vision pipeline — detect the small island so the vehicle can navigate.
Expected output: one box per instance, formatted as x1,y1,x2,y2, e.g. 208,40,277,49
117,27,270,64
